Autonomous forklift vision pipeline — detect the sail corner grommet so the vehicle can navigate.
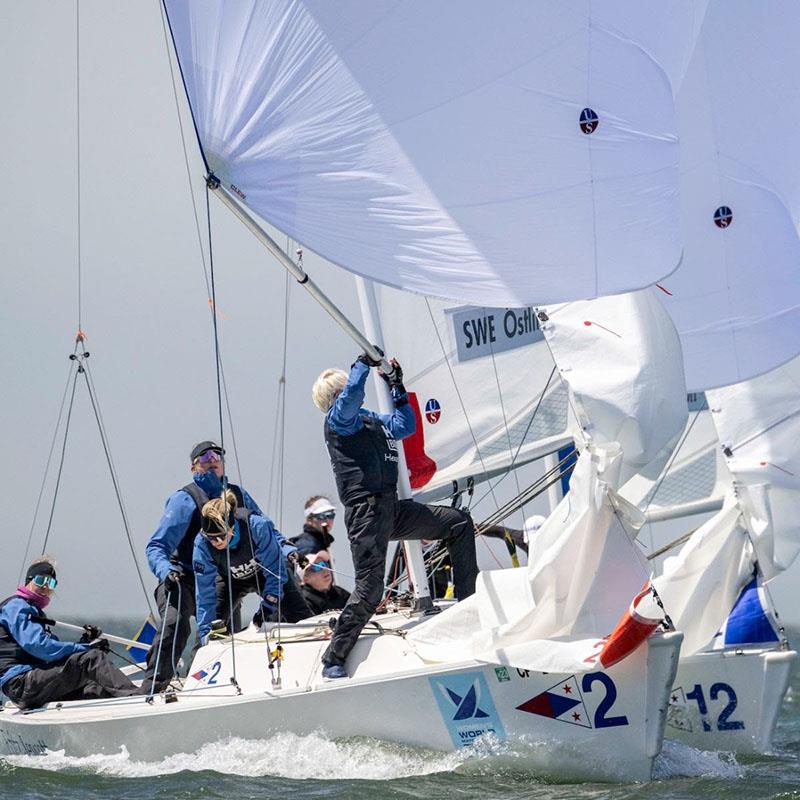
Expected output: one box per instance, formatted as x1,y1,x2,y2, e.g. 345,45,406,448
205,173,221,190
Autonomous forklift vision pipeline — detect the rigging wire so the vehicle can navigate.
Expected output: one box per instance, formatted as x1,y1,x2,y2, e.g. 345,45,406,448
40,369,81,555
639,409,702,552
81,356,155,616
204,184,240,689
75,0,82,334
158,0,246,491
19,362,77,583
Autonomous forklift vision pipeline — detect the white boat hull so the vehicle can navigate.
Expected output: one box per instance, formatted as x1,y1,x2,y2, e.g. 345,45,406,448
0,616,682,782
666,647,796,753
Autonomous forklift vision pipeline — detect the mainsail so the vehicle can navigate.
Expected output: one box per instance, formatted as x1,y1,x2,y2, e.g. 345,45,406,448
375,285,572,502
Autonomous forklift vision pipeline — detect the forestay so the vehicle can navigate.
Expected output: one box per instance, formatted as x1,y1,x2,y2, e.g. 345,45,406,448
707,355,800,579
658,0,800,391
162,0,697,306
375,285,572,501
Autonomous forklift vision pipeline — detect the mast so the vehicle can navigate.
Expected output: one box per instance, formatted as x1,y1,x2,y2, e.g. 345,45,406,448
355,277,433,610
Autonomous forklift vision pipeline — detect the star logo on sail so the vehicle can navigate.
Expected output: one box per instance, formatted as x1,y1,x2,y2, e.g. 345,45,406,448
515,676,591,728
425,398,441,424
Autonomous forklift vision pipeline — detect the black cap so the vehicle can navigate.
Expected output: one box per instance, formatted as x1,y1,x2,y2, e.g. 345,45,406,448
25,560,57,584
190,441,225,462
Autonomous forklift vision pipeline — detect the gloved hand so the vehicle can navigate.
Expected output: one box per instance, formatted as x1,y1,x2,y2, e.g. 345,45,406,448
164,570,183,591
379,358,405,392
88,637,110,652
356,345,384,368
286,550,300,568
79,624,102,643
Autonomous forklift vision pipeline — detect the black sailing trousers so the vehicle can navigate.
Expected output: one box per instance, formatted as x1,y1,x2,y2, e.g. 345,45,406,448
140,571,197,694
4,650,139,710
322,497,479,667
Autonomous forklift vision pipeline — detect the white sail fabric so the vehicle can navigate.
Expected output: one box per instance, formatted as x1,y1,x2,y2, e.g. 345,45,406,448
620,403,729,522
707,356,800,579
540,289,688,483
658,0,800,391
375,286,572,501
408,446,651,673
652,493,754,656
163,0,696,306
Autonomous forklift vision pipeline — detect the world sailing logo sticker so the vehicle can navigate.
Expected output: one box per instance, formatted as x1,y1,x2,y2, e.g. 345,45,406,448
425,398,441,424
430,671,506,747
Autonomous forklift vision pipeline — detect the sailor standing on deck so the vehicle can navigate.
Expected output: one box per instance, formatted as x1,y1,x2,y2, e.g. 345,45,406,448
141,441,309,694
312,353,479,679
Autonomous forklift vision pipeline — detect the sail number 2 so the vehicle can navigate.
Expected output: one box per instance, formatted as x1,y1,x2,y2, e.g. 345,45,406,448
685,682,745,731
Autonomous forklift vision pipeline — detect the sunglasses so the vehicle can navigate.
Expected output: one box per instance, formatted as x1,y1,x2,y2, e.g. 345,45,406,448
309,560,330,572
31,574,57,590
313,511,336,520
203,530,229,542
194,450,223,466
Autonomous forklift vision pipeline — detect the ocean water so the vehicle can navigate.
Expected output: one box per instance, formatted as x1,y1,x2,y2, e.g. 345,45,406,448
1,628,798,799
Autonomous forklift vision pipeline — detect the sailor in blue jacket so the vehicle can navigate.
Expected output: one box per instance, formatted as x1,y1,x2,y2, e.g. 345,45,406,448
141,441,309,695
0,559,139,709
193,491,287,643
312,354,479,679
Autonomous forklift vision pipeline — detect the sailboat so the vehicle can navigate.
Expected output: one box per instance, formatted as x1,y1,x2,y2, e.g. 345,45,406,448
2,0,799,782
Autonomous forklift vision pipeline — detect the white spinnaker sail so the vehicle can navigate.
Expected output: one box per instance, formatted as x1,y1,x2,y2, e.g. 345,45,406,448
707,355,800,580
162,0,697,306
375,286,572,502
540,289,688,483
408,445,651,673
658,1,800,391
652,493,754,656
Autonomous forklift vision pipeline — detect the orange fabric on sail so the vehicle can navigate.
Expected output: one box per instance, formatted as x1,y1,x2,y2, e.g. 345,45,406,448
599,582,663,668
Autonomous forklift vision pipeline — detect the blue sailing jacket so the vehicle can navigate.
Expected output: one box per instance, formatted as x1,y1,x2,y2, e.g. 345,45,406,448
0,597,89,688
192,514,287,641
146,472,266,582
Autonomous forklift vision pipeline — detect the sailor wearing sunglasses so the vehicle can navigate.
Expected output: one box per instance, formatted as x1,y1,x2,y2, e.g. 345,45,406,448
193,490,286,644
141,441,269,694
291,496,338,559
299,550,350,616
0,558,139,709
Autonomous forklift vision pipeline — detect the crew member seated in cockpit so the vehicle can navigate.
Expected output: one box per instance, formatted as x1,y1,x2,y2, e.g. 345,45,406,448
193,491,287,644
0,558,139,709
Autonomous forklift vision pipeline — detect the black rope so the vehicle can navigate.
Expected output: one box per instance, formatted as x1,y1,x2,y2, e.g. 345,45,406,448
79,358,155,616
40,368,81,554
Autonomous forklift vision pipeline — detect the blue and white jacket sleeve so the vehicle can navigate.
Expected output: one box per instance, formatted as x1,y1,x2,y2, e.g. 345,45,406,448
192,537,220,642
146,491,196,581
327,361,370,436
372,389,416,442
252,516,287,602
1,599,89,664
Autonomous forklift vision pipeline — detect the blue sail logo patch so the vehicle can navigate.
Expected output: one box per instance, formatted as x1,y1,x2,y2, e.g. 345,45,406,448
430,671,506,747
